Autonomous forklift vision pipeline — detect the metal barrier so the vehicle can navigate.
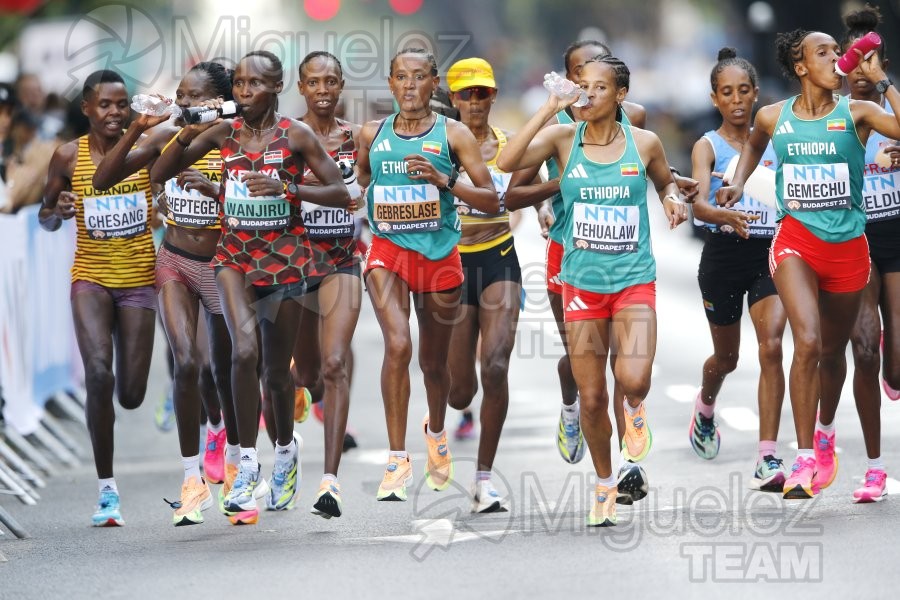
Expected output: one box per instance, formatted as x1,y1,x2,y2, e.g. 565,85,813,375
0,207,84,542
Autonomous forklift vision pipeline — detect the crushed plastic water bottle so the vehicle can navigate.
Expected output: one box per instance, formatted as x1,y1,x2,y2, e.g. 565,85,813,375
542,72,588,107
130,94,181,118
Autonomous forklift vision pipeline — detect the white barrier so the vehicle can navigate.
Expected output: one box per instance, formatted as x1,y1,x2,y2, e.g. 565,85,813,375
0,206,77,436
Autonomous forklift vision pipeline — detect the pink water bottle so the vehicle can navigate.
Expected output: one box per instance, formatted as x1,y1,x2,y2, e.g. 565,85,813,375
836,31,882,76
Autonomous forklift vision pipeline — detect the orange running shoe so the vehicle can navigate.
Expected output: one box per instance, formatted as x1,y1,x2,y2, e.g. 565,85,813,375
423,415,454,491
621,401,652,462
376,455,413,501
587,484,617,527
170,476,213,526
294,387,312,423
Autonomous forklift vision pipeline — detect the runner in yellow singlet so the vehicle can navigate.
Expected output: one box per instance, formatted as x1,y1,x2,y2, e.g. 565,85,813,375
39,70,156,527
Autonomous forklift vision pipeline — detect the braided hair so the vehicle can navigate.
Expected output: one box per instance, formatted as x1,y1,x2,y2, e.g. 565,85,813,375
189,61,234,101
775,29,813,80
582,54,630,122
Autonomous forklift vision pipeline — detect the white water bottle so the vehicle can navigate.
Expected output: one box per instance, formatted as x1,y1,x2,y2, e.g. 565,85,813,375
542,72,588,107
339,160,364,212
131,94,181,118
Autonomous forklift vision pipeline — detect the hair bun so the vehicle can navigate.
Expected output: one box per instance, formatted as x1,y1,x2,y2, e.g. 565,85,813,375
844,6,881,30
717,47,738,61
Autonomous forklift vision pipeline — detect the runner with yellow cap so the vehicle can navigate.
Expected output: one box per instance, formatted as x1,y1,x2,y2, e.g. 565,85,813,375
445,57,537,513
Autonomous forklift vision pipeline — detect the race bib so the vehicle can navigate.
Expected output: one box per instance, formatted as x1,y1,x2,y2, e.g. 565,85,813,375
725,196,777,237
782,163,851,212
223,179,290,231
572,202,639,254
302,202,354,238
165,178,219,228
454,169,510,218
863,168,900,223
372,184,441,233
83,192,148,240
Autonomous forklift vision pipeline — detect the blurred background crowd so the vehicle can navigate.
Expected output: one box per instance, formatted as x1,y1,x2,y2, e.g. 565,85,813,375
0,0,896,214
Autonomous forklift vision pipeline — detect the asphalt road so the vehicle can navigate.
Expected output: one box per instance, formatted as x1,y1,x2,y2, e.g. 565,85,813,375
2,209,899,598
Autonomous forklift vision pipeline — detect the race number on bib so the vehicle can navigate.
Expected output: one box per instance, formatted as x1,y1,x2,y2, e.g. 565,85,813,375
572,202,639,254
165,178,219,228
302,202,354,238
372,184,441,233
223,179,290,230
454,169,510,218
863,169,900,223
782,163,851,212
83,193,148,240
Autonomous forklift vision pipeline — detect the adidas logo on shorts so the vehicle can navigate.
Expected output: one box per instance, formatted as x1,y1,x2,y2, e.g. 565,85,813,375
566,296,589,312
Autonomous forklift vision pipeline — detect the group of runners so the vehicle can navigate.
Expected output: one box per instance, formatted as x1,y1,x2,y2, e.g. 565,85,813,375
36,4,900,529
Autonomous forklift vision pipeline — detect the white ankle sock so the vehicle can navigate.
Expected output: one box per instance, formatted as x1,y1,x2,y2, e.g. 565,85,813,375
239,447,258,470
98,478,118,494
597,475,616,488
389,450,409,460
225,444,240,466
274,440,296,466
208,419,225,434
427,427,444,440
182,455,201,481
624,400,641,416
868,457,885,471
816,418,835,434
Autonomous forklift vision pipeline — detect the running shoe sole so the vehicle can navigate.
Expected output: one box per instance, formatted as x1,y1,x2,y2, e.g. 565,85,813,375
616,464,649,505
173,494,213,527
749,472,787,493
783,484,816,499
311,491,342,519
228,509,259,525
853,491,886,504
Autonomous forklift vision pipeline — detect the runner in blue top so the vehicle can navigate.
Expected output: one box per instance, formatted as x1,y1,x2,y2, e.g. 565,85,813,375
842,5,900,504
688,48,790,493
718,29,900,500
355,47,499,503
498,55,688,526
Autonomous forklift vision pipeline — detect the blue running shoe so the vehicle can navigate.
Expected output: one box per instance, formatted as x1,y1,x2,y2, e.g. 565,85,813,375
557,408,585,464
92,487,124,527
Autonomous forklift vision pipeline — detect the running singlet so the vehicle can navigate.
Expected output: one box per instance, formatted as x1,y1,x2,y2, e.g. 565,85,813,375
862,101,900,226
771,95,865,242
558,122,654,293
454,126,511,226
301,120,358,272
695,131,778,237
215,117,310,286
548,110,632,243
70,135,155,287
163,145,223,230
367,113,460,260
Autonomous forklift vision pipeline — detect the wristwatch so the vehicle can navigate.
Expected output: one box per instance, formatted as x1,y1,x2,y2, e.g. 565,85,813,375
876,79,893,94
441,166,459,191
283,181,299,196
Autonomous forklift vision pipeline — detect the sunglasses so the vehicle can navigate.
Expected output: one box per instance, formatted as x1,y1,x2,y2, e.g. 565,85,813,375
454,86,493,100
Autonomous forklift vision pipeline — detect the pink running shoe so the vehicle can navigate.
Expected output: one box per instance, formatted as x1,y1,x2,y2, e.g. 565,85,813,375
203,427,227,484
784,456,818,499
812,428,838,492
852,469,887,503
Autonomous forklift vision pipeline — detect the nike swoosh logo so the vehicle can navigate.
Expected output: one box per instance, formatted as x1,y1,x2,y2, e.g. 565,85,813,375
224,155,243,163
500,244,513,257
